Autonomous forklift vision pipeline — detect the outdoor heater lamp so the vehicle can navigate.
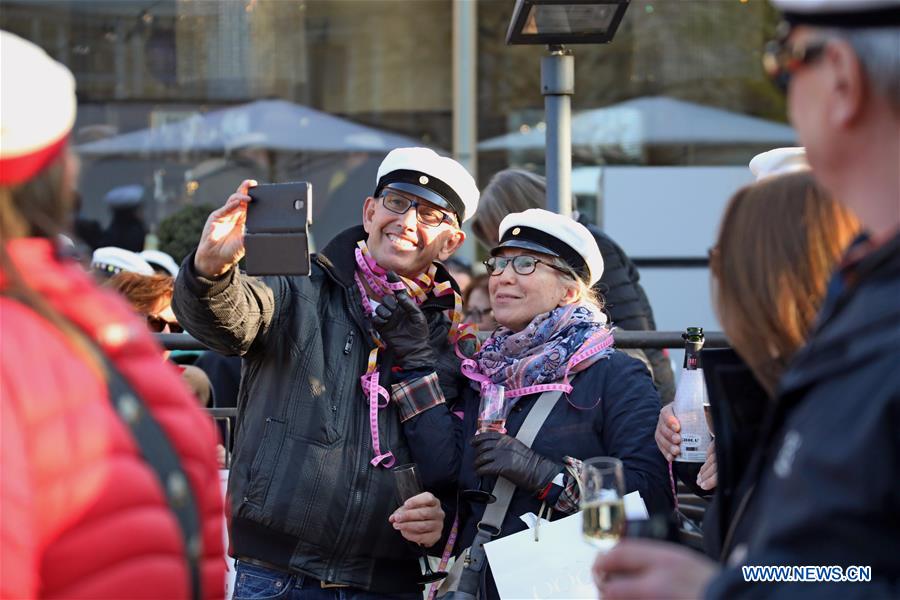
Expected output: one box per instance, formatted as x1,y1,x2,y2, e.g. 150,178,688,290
503,0,630,216
505,0,629,46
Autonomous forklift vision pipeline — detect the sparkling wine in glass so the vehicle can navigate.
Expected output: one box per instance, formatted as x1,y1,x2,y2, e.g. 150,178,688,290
461,384,508,504
392,463,447,584
580,457,626,550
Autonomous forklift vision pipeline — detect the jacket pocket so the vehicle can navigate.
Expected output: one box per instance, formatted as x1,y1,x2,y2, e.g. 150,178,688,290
247,433,348,542
242,417,287,509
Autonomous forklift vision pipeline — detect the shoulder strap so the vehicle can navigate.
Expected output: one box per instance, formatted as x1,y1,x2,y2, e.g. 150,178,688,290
479,390,560,530
4,296,203,598
104,357,202,600
455,390,562,597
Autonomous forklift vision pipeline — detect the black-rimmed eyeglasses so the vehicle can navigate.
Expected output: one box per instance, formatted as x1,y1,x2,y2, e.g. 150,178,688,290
483,255,574,278
379,191,456,228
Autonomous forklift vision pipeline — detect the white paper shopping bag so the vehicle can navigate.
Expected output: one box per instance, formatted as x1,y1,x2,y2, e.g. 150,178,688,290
483,492,648,599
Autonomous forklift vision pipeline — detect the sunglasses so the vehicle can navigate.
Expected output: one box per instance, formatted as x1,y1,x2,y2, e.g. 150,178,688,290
146,314,183,334
763,26,829,93
483,254,574,278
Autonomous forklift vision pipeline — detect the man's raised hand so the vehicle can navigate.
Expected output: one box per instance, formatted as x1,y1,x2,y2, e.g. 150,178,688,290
193,179,257,278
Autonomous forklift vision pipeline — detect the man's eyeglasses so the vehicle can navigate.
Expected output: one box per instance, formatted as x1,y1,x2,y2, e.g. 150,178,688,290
763,28,829,93
147,314,183,333
483,255,574,278
380,191,456,228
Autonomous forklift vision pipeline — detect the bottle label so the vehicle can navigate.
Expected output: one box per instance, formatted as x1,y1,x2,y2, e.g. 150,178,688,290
676,434,707,462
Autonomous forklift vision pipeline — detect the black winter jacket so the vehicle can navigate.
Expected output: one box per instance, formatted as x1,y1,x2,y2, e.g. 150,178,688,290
457,352,673,599
707,232,900,598
579,217,675,403
173,226,465,593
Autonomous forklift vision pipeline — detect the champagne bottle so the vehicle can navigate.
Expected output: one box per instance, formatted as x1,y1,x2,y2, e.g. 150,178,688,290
672,327,711,463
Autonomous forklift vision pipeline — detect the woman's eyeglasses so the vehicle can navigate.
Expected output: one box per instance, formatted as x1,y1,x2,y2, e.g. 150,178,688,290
483,255,573,278
380,191,456,228
146,314,183,334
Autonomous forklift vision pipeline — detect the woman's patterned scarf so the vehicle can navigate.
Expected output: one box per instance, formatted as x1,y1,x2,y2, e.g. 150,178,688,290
467,301,614,398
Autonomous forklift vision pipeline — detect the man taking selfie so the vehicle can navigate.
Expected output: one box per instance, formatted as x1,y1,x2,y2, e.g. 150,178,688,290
173,147,479,597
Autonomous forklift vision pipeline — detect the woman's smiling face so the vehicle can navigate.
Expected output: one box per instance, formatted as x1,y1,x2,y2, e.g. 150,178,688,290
488,248,576,332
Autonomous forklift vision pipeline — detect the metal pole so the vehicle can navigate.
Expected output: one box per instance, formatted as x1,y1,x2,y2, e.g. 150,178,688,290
453,0,478,262
541,45,574,216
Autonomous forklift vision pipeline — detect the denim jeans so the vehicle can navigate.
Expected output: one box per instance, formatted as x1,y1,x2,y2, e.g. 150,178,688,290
233,560,423,600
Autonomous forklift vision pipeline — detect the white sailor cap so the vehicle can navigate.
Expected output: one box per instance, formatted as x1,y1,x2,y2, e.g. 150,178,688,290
0,31,76,186
375,147,479,223
771,0,900,27
104,184,145,208
91,247,155,277
139,249,180,277
493,209,605,285
749,147,810,181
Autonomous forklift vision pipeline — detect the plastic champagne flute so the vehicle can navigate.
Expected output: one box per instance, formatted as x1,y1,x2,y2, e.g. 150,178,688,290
461,384,508,504
392,463,448,584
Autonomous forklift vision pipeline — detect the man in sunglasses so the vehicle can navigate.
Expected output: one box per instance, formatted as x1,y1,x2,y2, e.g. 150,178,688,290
173,147,479,597
594,1,900,598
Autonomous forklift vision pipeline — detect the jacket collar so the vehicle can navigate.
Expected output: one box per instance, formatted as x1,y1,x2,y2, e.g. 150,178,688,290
1,238,78,295
315,225,459,311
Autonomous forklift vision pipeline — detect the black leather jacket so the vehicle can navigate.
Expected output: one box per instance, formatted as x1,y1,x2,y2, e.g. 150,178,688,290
173,226,465,593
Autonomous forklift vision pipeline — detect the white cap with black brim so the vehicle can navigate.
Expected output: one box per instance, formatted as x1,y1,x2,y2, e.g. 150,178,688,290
493,208,605,286
374,147,480,223
772,0,900,27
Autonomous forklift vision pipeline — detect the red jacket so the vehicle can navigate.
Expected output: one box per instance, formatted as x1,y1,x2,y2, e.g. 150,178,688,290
0,239,224,599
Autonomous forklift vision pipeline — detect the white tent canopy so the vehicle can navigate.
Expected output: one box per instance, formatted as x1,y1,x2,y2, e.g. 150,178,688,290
478,96,796,155
77,99,426,157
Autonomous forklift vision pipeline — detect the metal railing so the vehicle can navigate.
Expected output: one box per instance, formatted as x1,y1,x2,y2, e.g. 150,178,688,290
172,329,729,472
157,329,730,352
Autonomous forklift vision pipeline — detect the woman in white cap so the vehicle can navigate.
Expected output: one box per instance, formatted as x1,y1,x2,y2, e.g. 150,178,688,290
446,209,670,600
0,31,223,599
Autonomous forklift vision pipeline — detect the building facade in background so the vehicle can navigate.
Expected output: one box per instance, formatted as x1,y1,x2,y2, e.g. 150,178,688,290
1,0,784,334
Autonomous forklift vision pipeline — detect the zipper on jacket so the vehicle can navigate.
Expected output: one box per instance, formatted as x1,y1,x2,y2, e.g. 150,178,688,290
343,330,355,355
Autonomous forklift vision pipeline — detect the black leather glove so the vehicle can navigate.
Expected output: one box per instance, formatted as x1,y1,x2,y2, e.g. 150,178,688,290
372,273,435,371
471,431,562,494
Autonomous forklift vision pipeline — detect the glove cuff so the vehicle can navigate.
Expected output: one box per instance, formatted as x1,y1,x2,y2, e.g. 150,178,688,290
397,351,437,372
531,462,564,494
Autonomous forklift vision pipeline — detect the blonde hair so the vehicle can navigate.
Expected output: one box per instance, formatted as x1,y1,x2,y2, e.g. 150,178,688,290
548,255,606,314
711,171,860,395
